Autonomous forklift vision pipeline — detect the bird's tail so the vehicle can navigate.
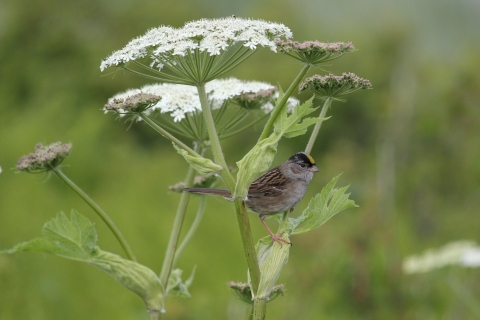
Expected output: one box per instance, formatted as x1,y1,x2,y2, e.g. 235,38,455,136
183,188,232,197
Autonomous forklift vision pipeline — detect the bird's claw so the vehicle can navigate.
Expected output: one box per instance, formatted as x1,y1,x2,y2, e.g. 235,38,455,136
270,232,292,247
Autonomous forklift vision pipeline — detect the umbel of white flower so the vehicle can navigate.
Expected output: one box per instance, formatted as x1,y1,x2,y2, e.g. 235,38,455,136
106,78,280,121
100,17,292,85
403,240,480,274
105,78,299,141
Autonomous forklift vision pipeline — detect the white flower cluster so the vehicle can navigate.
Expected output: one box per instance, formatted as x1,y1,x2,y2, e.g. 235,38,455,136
460,247,480,267
106,78,280,122
402,240,480,274
100,17,292,71
206,78,276,110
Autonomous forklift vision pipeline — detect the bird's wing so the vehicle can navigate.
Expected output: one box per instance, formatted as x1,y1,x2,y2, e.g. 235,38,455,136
248,166,287,198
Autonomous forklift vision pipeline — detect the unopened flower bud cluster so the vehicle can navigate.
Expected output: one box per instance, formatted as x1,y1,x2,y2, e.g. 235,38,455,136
17,142,72,173
299,72,372,99
276,40,354,55
230,88,277,110
104,93,162,114
276,40,355,65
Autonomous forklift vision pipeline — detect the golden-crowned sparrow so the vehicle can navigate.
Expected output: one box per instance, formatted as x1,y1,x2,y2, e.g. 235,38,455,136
184,152,319,244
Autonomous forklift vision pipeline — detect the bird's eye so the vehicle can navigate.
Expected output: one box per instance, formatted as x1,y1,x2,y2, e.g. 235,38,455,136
299,163,306,167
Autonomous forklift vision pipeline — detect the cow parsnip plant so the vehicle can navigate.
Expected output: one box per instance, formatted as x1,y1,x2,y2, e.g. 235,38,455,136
3,17,371,320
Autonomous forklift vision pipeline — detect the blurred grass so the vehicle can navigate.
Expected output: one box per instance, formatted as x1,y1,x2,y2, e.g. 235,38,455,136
1,0,480,319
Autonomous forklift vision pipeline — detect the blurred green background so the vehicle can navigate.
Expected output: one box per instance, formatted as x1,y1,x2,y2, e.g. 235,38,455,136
1,0,480,319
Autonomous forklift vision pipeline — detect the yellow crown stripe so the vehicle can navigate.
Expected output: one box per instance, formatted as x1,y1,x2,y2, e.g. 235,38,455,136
306,154,315,164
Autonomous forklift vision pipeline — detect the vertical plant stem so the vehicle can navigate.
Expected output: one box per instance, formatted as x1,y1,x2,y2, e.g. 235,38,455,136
305,98,332,154
196,84,236,189
253,299,267,320
234,199,261,293
196,84,261,293
258,65,311,141
247,306,254,320
51,167,136,261
172,196,207,267
159,153,197,288
149,311,160,320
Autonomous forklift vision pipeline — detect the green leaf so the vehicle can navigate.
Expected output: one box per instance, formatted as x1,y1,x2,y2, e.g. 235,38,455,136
2,211,96,261
283,116,330,138
42,210,97,256
291,174,357,235
1,237,84,260
252,234,290,300
272,95,318,135
234,94,321,198
173,143,222,175
90,250,164,312
1,211,164,312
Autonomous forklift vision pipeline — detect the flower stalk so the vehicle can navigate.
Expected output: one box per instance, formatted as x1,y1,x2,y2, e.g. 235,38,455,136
305,97,332,154
253,299,267,320
149,311,161,320
235,199,261,293
196,83,261,292
258,64,310,141
173,196,206,267
51,167,136,262
196,84,236,187
159,150,197,288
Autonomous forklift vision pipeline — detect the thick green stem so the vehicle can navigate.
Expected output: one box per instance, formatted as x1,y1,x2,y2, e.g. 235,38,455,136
253,298,267,320
172,196,206,267
196,85,236,189
140,113,202,158
234,199,261,293
247,306,254,320
149,311,160,320
196,84,261,293
159,156,197,288
305,98,332,154
258,65,311,141
51,167,136,261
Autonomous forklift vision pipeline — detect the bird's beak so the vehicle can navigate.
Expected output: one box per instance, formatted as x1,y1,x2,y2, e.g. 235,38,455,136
309,165,320,173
